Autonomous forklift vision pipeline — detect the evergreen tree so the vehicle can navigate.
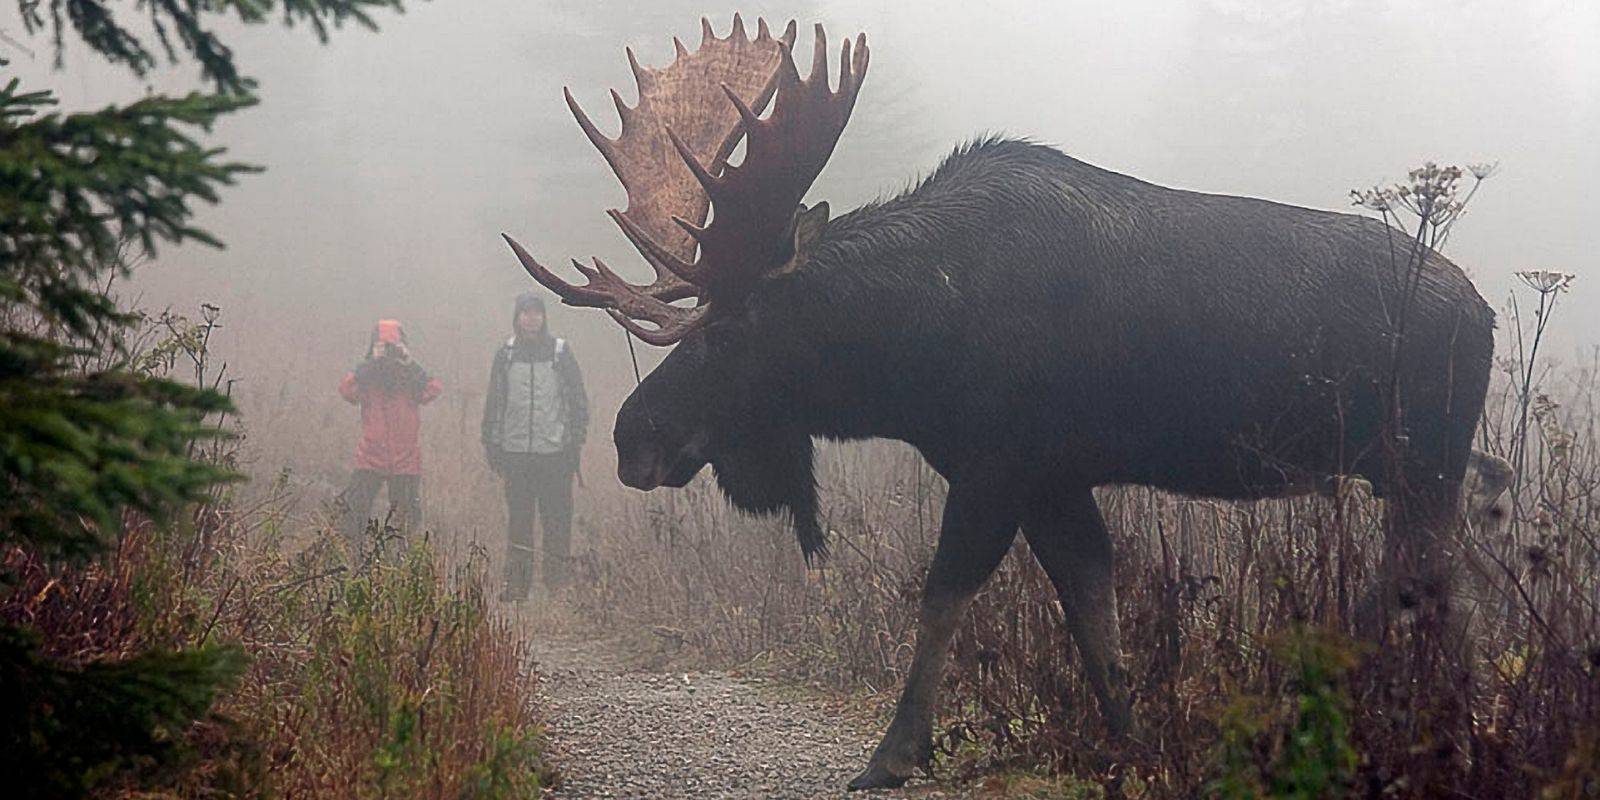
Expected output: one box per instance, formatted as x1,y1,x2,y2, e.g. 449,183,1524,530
1,1,402,793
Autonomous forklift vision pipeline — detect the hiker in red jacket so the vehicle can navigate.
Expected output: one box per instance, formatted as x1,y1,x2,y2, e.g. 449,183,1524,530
337,319,443,549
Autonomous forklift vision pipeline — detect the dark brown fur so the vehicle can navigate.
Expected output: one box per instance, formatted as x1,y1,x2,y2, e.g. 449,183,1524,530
609,137,1494,789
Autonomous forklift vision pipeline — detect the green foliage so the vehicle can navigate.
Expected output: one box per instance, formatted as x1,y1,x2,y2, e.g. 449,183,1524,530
14,0,406,94
466,726,553,798
0,626,246,795
0,341,240,558
1211,627,1360,800
0,77,258,305
1,74,251,560
2,1,406,795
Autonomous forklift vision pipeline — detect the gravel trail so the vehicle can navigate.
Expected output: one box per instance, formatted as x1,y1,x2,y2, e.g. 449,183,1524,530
533,634,947,799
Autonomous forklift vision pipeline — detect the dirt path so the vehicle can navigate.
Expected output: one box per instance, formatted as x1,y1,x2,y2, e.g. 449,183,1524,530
532,633,951,799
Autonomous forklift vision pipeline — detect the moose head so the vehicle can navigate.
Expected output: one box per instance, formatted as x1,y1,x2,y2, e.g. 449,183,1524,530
504,15,869,559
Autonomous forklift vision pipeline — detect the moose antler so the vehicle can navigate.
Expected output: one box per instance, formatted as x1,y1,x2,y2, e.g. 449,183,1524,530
505,14,792,343
661,24,869,302
505,15,869,346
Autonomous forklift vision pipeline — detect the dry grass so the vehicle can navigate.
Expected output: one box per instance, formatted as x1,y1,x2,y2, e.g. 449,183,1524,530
2,476,552,798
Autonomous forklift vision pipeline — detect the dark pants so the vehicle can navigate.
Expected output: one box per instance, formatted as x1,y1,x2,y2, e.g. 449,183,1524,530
501,452,575,598
339,470,421,552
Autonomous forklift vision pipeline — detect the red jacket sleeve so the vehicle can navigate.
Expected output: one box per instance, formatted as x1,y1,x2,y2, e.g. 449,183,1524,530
339,371,362,404
418,376,443,405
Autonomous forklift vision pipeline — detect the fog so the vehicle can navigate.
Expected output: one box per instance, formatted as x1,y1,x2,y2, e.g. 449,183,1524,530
5,0,1596,486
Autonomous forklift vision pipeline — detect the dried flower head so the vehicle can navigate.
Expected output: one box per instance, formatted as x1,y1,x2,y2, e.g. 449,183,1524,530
1402,162,1464,224
1468,161,1500,181
1351,161,1477,227
1515,270,1576,294
1350,186,1398,212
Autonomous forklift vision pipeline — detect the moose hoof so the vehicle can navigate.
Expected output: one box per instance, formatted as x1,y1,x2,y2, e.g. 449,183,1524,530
847,760,911,791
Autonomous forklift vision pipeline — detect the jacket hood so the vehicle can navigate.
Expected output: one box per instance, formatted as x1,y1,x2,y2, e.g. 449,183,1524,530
513,292,551,339
367,319,406,357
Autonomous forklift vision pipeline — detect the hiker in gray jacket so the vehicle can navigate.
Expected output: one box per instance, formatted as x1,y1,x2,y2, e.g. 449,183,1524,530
481,293,589,600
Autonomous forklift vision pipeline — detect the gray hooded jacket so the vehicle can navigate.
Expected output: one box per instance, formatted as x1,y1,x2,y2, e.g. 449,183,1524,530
481,294,589,454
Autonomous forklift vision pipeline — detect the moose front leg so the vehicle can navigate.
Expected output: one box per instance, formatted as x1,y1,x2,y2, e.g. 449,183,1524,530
847,472,1018,791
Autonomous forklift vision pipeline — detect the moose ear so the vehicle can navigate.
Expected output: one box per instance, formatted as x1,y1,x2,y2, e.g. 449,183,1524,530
775,201,831,275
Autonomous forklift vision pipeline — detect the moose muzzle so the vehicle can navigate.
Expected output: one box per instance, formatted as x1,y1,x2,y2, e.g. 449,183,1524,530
617,438,708,490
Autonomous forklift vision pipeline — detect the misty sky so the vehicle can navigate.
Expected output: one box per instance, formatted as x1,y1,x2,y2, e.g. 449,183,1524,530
4,0,1597,439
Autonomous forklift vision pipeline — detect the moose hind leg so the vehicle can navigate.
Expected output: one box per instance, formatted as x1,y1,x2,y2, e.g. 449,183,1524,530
1357,473,1466,638
1463,449,1512,526
847,473,1019,791
1021,489,1134,737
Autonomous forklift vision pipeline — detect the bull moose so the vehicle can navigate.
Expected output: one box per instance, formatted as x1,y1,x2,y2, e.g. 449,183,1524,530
505,15,1501,790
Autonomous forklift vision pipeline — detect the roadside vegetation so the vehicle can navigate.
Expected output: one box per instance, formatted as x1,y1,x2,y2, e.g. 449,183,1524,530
3,3,548,796
1,290,552,797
